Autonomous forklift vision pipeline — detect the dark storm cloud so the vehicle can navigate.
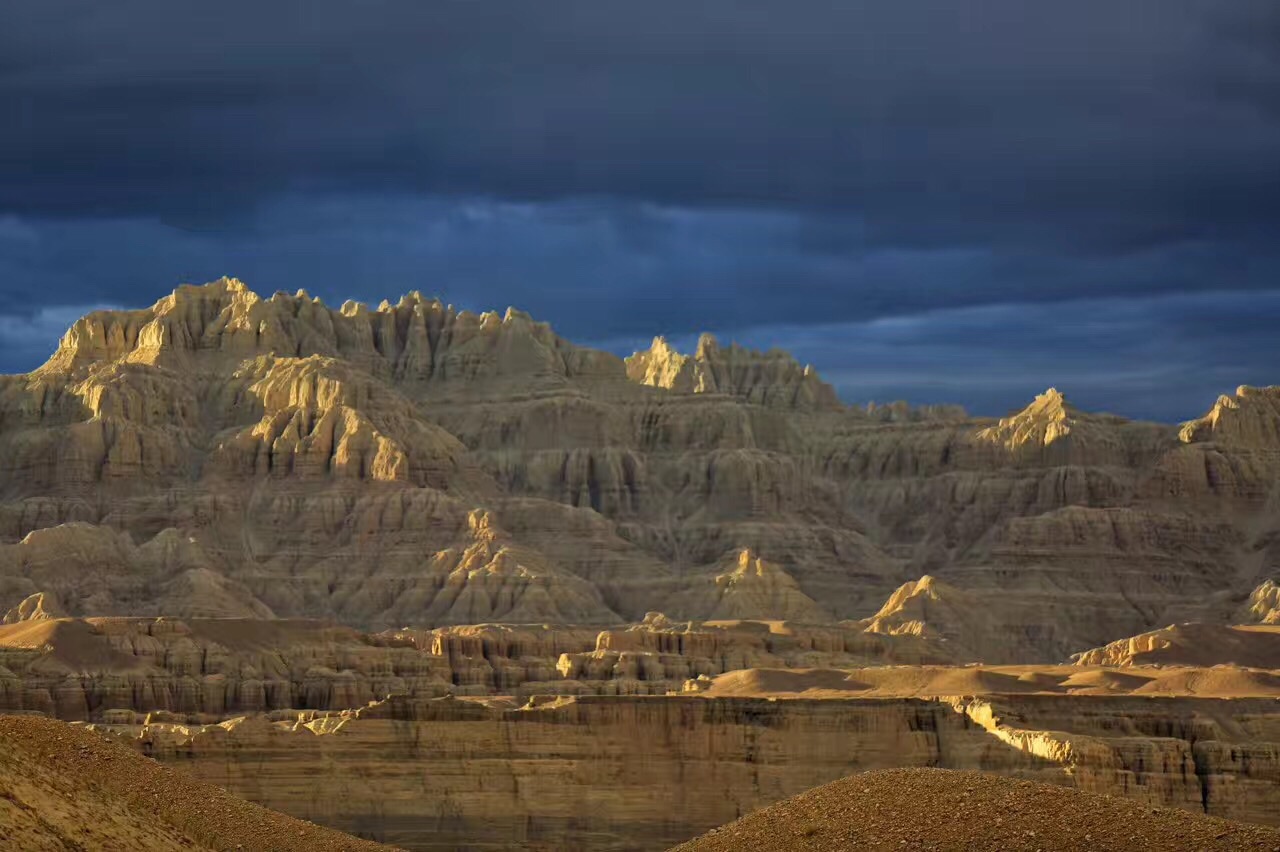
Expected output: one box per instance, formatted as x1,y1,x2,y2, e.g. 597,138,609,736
4,197,1277,337
657,289,1280,422
1,1,1278,418
5,1,1280,240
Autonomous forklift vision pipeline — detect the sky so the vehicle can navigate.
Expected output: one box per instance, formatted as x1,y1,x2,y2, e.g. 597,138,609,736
2,1,1278,421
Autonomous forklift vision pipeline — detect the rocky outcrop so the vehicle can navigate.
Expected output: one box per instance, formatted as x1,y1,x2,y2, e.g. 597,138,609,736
973,388,1170,467
625,334,840,410
555,613,949,689
0,617,455,720
1180,385,1280,448
857,575,1022,662
1,591,64,624
0,524,273,621
1070,622,1280,668
665,549,831,622
1241,580,1280,624
36,278,623,389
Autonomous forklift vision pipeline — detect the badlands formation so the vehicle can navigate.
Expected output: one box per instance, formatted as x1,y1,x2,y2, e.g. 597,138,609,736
0,278,1278,849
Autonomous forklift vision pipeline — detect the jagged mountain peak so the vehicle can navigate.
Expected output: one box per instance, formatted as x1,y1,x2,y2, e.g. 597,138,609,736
29,278,624,389
694,332,720,359
626,331,840,410
1025,387,1072,416
975,386,1108,453
1180,384,1280,447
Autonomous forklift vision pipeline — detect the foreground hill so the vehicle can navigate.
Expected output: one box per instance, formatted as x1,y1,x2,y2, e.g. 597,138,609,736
1,278,1278,661
0,714,394,851
669,767,1280,851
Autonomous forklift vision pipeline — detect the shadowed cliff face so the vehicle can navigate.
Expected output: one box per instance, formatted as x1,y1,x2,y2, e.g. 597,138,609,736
82,692,1280,851
0,279,1278,660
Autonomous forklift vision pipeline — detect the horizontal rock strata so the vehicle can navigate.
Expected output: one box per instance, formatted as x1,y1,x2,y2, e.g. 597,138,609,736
0,280,1276,661
81,691,1280,851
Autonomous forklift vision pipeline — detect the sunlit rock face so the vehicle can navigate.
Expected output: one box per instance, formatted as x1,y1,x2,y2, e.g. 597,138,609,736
0,278,1277,660
625,333,842,410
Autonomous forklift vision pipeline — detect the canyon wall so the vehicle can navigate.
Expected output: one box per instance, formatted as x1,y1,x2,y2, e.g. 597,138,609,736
80,692,1280,851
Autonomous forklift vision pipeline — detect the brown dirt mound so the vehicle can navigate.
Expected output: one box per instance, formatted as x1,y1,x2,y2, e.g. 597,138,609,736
0,714,397,851
668,767,1280,851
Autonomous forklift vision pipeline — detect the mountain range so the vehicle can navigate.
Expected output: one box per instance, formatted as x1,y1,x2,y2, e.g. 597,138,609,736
2,277,1276,662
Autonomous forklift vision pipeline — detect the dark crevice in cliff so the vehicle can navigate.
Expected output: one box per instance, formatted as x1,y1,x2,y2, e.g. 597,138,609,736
1191,742,1212,814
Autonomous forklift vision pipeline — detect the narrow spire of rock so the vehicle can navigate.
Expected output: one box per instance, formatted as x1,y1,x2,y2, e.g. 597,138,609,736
695,332,720,359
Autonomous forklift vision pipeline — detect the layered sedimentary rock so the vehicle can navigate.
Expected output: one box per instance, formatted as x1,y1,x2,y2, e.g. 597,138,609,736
84,689,1280,850
0,613,951,720
4,278,1280,851
2,278,1278,661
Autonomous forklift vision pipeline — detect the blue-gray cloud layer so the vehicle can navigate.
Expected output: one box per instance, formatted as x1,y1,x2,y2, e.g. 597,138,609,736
2,1,1278,419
